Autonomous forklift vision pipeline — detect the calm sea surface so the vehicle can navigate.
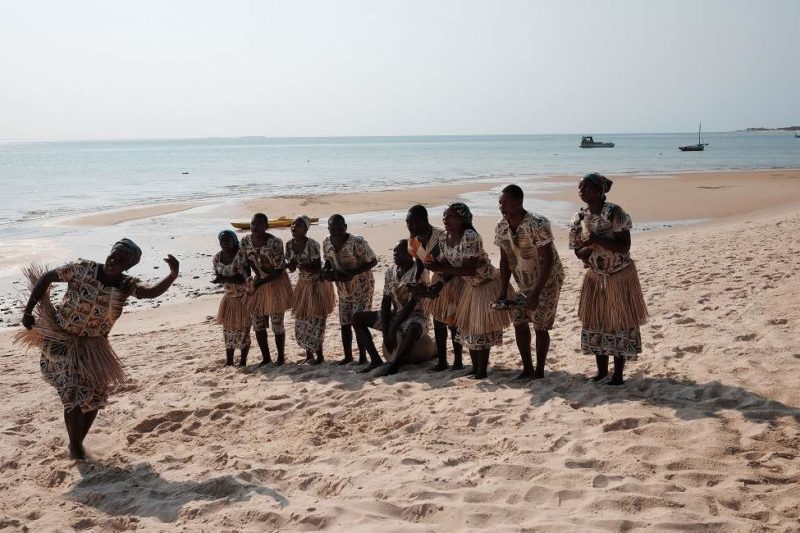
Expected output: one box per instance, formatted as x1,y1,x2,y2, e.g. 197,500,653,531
2,132,799,236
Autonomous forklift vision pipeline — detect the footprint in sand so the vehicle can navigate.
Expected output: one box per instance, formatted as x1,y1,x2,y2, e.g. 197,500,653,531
735,333,757,341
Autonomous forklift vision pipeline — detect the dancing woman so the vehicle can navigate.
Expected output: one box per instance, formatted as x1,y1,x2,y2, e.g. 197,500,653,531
16,239,179,459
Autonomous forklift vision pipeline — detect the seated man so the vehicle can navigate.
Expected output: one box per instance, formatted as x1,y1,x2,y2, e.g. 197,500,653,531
352,240,434,375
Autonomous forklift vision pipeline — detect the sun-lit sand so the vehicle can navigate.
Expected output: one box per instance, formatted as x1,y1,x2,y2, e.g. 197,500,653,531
1,170,799,531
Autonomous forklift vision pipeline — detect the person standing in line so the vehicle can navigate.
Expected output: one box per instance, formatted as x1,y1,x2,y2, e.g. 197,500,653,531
321,214,378,366
212,230,251,366
286,216,335,364
569,173,648,385
405,204,464,371
495,184,564,380
240,213,293,367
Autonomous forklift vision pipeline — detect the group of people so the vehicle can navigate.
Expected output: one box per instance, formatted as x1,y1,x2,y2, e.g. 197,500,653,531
17,172,648,459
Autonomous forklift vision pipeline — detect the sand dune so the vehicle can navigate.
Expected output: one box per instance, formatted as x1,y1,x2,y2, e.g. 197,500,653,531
1,197,799,531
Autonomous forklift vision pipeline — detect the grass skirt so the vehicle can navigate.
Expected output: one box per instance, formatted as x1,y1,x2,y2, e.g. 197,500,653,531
454,272,512,350
578,261,648,331
14,265,126,411
422,274,464,326
246,271,293,316
217,293,251,330
292,278,335,320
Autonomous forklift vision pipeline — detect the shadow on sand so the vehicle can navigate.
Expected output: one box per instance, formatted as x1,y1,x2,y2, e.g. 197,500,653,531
68,462,288,522
248,354,800,424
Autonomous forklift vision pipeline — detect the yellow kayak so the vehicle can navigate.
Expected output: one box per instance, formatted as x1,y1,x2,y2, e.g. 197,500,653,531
231,217,319,230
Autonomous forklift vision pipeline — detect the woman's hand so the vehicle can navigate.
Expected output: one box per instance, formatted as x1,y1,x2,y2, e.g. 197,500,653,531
575,246,593,260
165,255,180,277
22,313,35,330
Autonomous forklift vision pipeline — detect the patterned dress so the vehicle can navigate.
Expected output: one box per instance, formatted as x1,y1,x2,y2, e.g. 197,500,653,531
409,226,462,326
373,263,430,336
39,260,141,412
569,202,648,360
213,251,251,350
239,234,292,334
323,235,377,326
495,212,565,330
286,238,335,351
440,229,511,350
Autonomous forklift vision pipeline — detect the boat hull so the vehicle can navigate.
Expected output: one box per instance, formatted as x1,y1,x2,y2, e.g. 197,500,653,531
231,217,319,230
679,144,706,152
580,143,615,148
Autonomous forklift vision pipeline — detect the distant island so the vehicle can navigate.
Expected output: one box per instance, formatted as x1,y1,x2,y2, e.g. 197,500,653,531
737,126,800,132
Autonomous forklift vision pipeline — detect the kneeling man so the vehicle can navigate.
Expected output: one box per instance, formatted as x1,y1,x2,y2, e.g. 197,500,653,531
353,240,433,375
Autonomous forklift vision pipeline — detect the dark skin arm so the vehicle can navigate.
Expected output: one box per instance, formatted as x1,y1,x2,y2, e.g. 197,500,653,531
381,295,395,350
580,230,631,254
21,270,60,329
424,256,481,277
298,258,322,275
337,258,378,282
134,255,180,299
498,248,512,300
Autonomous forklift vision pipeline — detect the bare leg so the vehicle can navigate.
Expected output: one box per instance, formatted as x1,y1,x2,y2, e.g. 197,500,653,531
514,323,534,379
467,350,477,375
313,347,324,365
450,326,463,370
239,345,249,366
255,329,271,365
80,409,98,441
64,408,86,460
609,357,625,386
432,320,449,371
593,353,609,381
225,349,234,366
386,324,423,375
473,349,490,379
274,333,286,366
353,311,382,373
338,325,354,365
533,329,550,380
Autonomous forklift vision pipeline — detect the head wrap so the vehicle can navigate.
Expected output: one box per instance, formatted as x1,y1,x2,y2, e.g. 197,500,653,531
111,238,142,267
296,215,312,230
582,172,613,193
445,202,474,227
218,229,240,249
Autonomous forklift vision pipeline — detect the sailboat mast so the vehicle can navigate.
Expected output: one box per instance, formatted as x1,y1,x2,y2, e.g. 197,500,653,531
698,123,701,144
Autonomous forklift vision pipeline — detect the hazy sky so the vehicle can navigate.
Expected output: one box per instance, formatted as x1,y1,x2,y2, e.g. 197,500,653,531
1,0,798,139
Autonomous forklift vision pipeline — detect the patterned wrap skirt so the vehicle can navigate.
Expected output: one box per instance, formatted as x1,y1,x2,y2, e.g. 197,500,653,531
577,261,648,360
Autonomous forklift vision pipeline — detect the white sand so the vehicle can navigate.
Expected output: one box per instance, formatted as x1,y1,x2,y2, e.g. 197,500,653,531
1,176,799,531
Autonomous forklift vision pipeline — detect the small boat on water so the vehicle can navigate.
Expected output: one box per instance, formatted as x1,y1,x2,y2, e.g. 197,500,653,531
580,136,615,148
679,123,708,151
231,216,319,230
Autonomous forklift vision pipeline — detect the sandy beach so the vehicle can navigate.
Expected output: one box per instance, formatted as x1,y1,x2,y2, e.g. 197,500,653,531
1,170,799,531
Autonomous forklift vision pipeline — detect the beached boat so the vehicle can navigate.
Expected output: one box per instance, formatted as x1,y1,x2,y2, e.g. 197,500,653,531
231,217,319,230
679,123,708,151
580,136,615,148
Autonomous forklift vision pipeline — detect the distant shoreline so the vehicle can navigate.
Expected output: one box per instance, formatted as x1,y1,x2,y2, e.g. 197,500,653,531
737,126,800,132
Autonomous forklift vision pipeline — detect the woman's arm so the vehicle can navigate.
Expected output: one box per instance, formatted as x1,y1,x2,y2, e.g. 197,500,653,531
135,255,180,299
21,270,60,329
298,258,322,274
582,231,631,254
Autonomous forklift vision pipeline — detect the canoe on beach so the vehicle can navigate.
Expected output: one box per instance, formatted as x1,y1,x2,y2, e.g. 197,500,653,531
231,217,319,230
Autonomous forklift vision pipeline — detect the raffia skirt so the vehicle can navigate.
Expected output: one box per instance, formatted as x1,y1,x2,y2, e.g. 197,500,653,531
14,266,126,412
246,271,293,316
577,261,648,360
453,272,513,351
421,274,464,326
292,277,336,320
217,292,251,330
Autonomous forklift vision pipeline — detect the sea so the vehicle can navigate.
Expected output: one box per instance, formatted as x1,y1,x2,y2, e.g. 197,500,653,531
1,131,798,320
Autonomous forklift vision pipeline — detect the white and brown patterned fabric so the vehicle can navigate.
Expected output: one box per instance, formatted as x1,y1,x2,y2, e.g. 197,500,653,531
495,212,564,330
323,235,376,325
